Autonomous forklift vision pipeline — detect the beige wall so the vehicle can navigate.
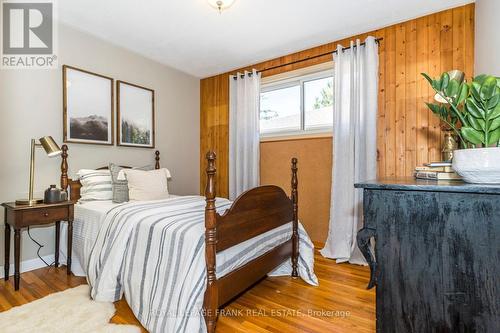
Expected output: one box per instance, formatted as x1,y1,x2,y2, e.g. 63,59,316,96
475,0,500,76
0,24,200,265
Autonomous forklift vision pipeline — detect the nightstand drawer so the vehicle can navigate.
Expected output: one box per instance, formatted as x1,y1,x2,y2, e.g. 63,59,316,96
21,206,69,225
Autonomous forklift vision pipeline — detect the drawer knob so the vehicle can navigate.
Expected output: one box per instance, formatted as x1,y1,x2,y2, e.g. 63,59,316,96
43,212,49,217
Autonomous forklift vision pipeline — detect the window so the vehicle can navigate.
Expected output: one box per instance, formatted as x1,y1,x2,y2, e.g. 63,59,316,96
260,70,333,136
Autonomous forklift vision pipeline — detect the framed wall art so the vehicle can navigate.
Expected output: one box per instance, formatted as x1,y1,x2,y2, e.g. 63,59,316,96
63,65,114,145
117,80,155,148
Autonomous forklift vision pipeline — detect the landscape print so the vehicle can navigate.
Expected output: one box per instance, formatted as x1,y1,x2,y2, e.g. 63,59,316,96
70,115,109,141
121,118,150,145
63,65,114,145
117,81,155,148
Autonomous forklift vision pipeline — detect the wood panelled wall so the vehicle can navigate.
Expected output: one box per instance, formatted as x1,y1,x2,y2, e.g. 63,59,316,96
200,4,475,242
201,4,474,197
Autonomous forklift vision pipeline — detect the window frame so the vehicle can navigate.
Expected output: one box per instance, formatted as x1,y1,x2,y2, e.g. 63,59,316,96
260,69,334,139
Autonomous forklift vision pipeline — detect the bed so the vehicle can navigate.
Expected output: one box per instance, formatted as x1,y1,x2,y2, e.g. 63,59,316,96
58,145,317,333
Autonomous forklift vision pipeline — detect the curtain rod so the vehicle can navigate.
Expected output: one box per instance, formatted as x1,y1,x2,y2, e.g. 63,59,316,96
232,37,383,79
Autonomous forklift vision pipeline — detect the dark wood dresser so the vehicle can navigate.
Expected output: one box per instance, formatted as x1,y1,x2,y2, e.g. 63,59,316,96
355,178,499,333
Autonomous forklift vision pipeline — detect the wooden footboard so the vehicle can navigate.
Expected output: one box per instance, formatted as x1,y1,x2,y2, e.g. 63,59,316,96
203,151,299,333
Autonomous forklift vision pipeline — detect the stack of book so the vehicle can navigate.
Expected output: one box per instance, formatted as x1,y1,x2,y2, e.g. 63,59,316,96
414,162,462,181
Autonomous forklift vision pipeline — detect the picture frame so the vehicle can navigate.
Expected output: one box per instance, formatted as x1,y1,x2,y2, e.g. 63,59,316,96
117,80,155,148
63,65,114,145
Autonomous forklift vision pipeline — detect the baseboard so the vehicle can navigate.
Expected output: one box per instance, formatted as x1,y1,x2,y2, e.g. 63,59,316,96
0,254,55,279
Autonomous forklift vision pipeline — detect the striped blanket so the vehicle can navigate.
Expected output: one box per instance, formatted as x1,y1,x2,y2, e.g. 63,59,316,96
87,196,317,333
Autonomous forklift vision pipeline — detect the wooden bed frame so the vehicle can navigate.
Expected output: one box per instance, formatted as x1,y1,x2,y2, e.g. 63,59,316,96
59,145,299,333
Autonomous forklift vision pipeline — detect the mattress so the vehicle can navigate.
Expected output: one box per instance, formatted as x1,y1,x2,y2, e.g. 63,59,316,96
60,195,299,278
60,200,122,276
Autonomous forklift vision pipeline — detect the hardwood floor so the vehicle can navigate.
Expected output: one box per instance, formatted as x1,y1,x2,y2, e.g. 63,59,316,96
0,249,375,332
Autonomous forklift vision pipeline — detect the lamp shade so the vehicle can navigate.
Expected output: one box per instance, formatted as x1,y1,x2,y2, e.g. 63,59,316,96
39,136,62,157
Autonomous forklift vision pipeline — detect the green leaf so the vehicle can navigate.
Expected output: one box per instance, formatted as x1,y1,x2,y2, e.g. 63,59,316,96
470,81,482,101
468,115,485,131
440,72,450,91
461,127,485,145
421,73,434,86
466,98,485,119
489,117,500,131
487,93,500,110
456,83,469,105
432,79,441,91
425,102,441,115
474,74,488,85
480,76,498,100
445,79,460,98
489,103,500,120
440,105,450,119
488,127,500,145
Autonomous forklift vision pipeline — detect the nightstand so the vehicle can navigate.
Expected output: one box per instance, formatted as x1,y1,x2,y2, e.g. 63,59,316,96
2,201,74,290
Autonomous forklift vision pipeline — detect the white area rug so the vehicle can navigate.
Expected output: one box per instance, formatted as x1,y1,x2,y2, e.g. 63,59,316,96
0,285,141,333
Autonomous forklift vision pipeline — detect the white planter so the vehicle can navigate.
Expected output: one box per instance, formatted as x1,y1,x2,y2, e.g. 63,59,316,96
452,147,500,184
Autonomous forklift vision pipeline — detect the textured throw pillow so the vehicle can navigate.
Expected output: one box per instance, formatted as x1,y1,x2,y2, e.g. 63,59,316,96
109,163,154,203
122,168,172,201
77,169,113,201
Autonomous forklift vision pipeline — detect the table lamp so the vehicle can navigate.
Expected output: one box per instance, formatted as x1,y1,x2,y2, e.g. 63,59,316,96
16,136,62,206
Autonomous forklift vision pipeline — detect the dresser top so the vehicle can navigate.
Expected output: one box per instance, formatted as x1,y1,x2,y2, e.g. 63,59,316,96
2,201,74,211
355,177,500,194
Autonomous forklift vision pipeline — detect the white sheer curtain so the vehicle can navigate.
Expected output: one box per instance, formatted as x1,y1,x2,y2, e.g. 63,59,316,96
229,69,261,200
320,37,379,264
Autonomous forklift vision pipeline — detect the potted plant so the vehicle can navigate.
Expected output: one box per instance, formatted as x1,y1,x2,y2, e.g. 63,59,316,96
422,71,500,184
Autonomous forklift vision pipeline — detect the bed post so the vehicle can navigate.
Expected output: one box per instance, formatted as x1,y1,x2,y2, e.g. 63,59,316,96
204,151,218,333
61,145,68,193
155,150,160,169
291,157,299,278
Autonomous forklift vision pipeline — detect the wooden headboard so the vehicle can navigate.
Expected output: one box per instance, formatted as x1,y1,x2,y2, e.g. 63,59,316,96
60,144,160,201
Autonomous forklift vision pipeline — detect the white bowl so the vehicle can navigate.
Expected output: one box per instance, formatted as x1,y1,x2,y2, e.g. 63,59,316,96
452,147,500,184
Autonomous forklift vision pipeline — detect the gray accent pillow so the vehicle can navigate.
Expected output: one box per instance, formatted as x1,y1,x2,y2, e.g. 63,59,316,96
109,163,154,203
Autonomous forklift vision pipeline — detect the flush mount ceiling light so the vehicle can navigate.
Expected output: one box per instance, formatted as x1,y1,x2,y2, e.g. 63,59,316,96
208,0,236,13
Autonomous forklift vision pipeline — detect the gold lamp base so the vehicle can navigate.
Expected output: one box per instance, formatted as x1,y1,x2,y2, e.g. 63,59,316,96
15,198,43,206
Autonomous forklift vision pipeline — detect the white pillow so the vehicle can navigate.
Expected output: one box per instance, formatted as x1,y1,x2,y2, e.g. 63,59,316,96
77,169,113,201
122,168,171,201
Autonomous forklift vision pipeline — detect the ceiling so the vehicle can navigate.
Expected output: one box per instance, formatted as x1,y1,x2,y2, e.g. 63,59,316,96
59,0,474,78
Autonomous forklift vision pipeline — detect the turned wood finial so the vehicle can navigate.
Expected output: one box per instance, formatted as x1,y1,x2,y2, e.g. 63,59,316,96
205,151,217,202
291,157,299,277
155,150,160,169
291,157,298,200
61,145,69,192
